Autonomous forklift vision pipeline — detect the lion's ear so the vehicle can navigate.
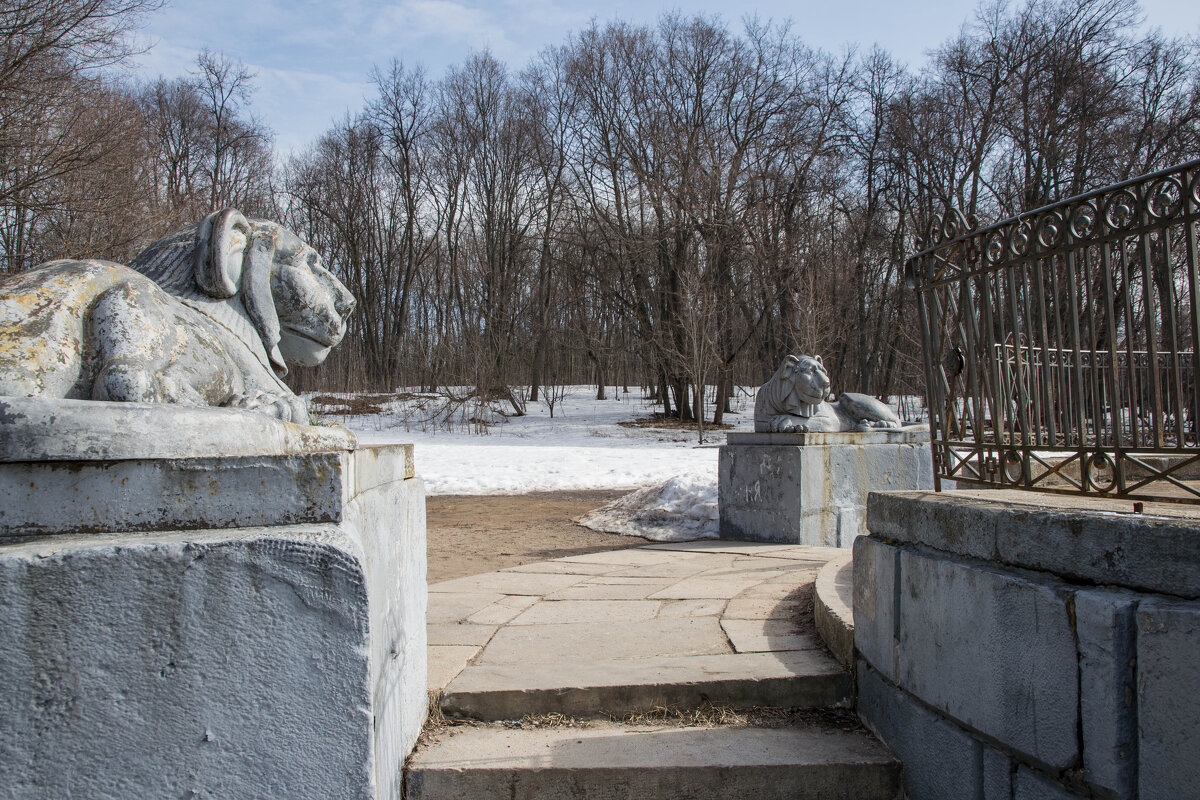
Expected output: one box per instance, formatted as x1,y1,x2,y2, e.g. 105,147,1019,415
194,209,251,298
242,229,286,375
814,355,823,366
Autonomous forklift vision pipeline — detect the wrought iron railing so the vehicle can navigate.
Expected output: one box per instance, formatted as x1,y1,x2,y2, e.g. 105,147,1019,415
908,158,1200,502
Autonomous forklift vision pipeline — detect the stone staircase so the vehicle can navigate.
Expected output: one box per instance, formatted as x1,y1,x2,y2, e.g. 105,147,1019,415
405,541,898,800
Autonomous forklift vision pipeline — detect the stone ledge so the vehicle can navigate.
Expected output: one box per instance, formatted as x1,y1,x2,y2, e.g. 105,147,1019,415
867,489,1200,598
814,552,854,667
0,442,415,538
727,427,929,447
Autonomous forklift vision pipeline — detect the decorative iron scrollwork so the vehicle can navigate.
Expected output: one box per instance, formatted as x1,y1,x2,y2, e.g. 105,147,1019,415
908,158,1200,503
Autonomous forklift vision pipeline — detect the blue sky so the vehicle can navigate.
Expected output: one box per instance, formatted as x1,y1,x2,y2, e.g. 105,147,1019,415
128,0,1200,154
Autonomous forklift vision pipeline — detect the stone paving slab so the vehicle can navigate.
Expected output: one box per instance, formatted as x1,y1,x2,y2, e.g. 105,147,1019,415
546,581,677,600
647,575,782,599
427,543,848,717
501,561,619,575
405,722,900,800
429,571,589,596
427,623,497,647
722,619,822,654
508,599,662,626
429,645,481,692
464,595,538,626
426,592,505,624
478,617,732,665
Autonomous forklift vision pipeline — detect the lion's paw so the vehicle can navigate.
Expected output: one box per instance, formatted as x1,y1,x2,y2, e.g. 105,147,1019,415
225,391,306,423
857,418,901,431
771,415,809,433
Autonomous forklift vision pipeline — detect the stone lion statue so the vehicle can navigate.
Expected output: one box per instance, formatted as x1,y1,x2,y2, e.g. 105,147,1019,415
0,209,355,423
754,354,902,433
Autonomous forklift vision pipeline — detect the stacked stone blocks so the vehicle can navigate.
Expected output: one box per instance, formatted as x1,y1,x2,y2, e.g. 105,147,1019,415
854,490,1199,800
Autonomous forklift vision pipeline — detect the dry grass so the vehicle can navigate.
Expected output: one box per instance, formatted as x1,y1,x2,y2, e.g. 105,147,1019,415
618,413,735,431
610,703,862,731
309,392,415,416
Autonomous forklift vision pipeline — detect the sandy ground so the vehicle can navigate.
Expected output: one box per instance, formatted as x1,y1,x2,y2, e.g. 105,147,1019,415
425,489,645,582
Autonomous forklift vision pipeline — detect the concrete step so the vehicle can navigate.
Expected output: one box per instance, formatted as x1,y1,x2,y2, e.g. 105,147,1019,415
441,649,851,720
405,721,900,800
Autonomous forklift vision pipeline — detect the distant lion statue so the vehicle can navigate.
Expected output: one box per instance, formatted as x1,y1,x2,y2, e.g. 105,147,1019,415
0,209,355,423
754,354,902,433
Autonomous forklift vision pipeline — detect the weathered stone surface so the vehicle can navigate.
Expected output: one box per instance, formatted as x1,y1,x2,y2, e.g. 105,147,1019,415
867,490,1200,598
0,407,414,538
0,443,426,800
1136,597,1200,800
0,210,355,424
858,490,1200,800
0,527,374,799
852,536,897,681
982,746,1012,800
813,552,854,667
405,722,900,800
896,550,1078,768
1013,767,1079,800
2,452,346,536
726,430,929,446
1074,588,1137,798
719,437,935,547
857,661,982,800
351,473,427,800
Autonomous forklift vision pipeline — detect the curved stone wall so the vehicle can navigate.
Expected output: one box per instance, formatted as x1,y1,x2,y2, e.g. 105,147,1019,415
854,489,1200,800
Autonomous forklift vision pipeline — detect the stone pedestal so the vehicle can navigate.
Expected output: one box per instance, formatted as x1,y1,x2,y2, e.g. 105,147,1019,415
855,489,1200,800
0,397,427,800
718,428,937,547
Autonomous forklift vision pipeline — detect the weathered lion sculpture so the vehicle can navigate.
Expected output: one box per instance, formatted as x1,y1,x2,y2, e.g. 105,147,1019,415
754,354,902,433
0,209,355,423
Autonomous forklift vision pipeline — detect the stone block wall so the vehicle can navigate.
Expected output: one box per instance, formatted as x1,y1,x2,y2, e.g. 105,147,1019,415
0,400,427,800
718,429,937,547
854,489,1200,800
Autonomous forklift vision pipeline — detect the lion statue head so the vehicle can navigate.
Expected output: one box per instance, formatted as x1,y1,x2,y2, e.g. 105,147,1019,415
754,354,833,432
130,209,356,377
772,355,831,409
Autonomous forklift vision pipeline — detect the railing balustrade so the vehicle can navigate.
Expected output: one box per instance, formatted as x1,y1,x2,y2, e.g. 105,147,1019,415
908,158,1200,502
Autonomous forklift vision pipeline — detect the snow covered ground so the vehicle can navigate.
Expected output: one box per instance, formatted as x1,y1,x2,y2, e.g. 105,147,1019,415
311,386,752,540
312,386,922,541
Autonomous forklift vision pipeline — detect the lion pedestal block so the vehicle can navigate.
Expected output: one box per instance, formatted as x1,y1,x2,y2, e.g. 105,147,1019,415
0,398,426,800
718,429,939,547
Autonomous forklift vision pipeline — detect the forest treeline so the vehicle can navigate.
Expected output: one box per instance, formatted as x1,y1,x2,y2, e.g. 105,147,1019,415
2,0,1198,422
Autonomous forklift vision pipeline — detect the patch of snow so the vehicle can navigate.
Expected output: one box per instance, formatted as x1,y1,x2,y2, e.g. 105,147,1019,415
329,386,754,496
577,474,719,542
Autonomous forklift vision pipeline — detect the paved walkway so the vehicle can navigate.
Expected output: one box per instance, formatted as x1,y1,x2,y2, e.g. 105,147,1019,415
427,540,850,718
